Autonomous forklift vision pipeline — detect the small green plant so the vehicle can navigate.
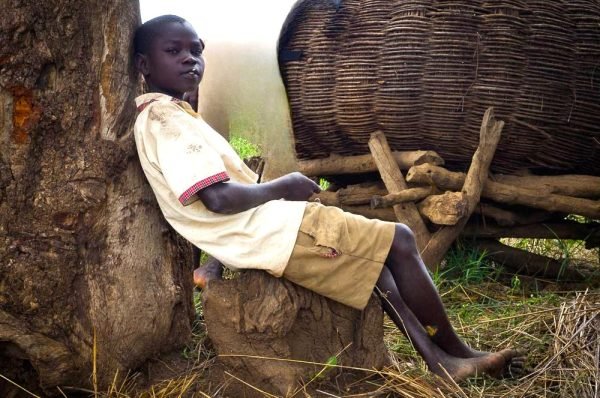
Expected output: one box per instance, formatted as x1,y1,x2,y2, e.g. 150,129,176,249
319,177,331,191
434,242,500,287
510,274,522,294
229,135,261,160
311,355,338,380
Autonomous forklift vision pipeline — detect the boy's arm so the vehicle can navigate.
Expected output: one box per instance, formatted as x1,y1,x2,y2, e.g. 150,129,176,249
197,172,320,214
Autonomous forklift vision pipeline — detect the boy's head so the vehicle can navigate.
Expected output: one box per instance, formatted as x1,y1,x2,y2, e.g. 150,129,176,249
134,15,205,100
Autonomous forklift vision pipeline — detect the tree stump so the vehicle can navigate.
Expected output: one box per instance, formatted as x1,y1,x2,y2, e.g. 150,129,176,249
202,270,389,397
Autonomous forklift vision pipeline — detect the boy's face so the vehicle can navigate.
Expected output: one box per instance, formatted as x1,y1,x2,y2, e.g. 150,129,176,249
136,22,205,99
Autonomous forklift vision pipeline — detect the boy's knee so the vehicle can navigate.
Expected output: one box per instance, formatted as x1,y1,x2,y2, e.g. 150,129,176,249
391,223,417,256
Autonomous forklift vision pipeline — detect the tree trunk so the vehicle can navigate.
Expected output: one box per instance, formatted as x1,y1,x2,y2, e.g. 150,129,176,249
0,1,194,394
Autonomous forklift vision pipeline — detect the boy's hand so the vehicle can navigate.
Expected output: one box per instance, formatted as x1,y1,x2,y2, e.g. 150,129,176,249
282,172,321,201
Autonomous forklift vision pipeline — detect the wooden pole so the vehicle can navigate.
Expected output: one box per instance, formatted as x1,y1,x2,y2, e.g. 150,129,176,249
473,203,555,227
462,221,600,248
420,107,504,269
406,164,600,219
493,174,600,198
471,239,588,280
368,131,431,252
298,150,444,176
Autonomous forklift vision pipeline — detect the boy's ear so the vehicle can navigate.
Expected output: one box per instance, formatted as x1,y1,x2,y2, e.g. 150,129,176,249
135,53,150,76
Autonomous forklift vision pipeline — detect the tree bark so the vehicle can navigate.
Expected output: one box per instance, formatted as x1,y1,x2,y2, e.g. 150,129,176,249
0,1,194,394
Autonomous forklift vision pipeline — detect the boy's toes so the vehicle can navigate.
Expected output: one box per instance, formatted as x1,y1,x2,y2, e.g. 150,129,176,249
504,359,529,378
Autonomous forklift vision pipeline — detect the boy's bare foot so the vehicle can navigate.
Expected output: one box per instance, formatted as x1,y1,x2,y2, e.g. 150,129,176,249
436,349,526,382
193,258,223,289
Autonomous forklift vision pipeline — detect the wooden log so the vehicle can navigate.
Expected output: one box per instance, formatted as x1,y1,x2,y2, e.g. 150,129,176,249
462,221,600,248
313,184,388,207
471,239,588,280
371,186,436,209
473,203,555,227
493,174,600,198
298,150,444,176
420,107,504,269
406,164,600,219
417,192,468,226
338,184,388,205
368,131,431,252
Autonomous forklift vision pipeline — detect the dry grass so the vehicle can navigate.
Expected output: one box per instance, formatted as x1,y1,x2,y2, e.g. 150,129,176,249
4,270,597,398
81,284,597,398
373,289,599,398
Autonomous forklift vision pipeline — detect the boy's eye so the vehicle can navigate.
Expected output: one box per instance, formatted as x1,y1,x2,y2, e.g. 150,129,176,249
191,49,203,57
166,48,179,55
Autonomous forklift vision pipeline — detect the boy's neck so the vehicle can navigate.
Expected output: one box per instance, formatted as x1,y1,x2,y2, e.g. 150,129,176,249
146,83,185,100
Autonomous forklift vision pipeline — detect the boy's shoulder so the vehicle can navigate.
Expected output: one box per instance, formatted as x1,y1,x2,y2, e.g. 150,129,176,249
135,93,199,122
135,92,181,113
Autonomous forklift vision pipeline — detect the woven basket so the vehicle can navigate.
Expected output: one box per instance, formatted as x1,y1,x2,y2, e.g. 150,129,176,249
278,0,600,175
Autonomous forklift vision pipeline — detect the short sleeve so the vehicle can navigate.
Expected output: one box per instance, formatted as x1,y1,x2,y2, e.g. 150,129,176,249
150,103,230,205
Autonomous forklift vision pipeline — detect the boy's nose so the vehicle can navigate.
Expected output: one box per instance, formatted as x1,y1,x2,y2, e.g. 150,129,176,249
182,52,199,64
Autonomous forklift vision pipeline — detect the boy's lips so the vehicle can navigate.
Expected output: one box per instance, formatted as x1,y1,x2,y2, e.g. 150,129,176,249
182,68,201,77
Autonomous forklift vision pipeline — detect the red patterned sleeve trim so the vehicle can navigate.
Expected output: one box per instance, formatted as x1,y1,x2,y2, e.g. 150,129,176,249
178,172,230,205
136,99,157,112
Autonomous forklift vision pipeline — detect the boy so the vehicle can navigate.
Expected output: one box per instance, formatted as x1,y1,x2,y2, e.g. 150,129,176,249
132,15,524,381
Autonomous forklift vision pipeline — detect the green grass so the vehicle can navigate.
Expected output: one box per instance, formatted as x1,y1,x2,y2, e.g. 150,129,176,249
318,178,331,191
229,135,261,160
433,240,503,288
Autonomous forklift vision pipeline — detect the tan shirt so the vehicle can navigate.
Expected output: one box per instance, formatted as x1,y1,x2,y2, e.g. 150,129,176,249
133,93,305,276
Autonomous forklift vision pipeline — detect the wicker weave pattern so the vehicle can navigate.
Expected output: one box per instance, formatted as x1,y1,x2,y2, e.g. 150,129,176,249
278,0,600,175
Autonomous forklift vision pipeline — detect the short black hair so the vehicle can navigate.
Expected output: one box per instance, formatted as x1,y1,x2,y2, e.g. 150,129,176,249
134,15,188,54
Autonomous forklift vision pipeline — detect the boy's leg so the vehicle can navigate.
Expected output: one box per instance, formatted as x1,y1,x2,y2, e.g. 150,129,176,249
385,224,480,357
193,255,223,289
376,266,522,380
383,224,524,375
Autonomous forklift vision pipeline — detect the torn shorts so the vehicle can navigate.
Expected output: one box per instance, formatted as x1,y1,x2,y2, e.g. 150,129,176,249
283,202,396,310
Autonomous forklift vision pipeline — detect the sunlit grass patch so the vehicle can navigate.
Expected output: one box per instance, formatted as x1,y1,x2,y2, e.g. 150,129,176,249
229,135,261,160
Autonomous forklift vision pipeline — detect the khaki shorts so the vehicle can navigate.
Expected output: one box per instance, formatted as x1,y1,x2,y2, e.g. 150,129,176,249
283,203,396,310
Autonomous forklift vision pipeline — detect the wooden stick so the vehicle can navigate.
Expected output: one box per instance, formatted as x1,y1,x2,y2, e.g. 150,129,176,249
420,107,504,269
407,164,600,219
338,184,388,206
462,221,600,248
368,131,431,252
493,174,600,198
312,184,388,207
298,150,444,176
371,186,435,209
471,239,588,280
